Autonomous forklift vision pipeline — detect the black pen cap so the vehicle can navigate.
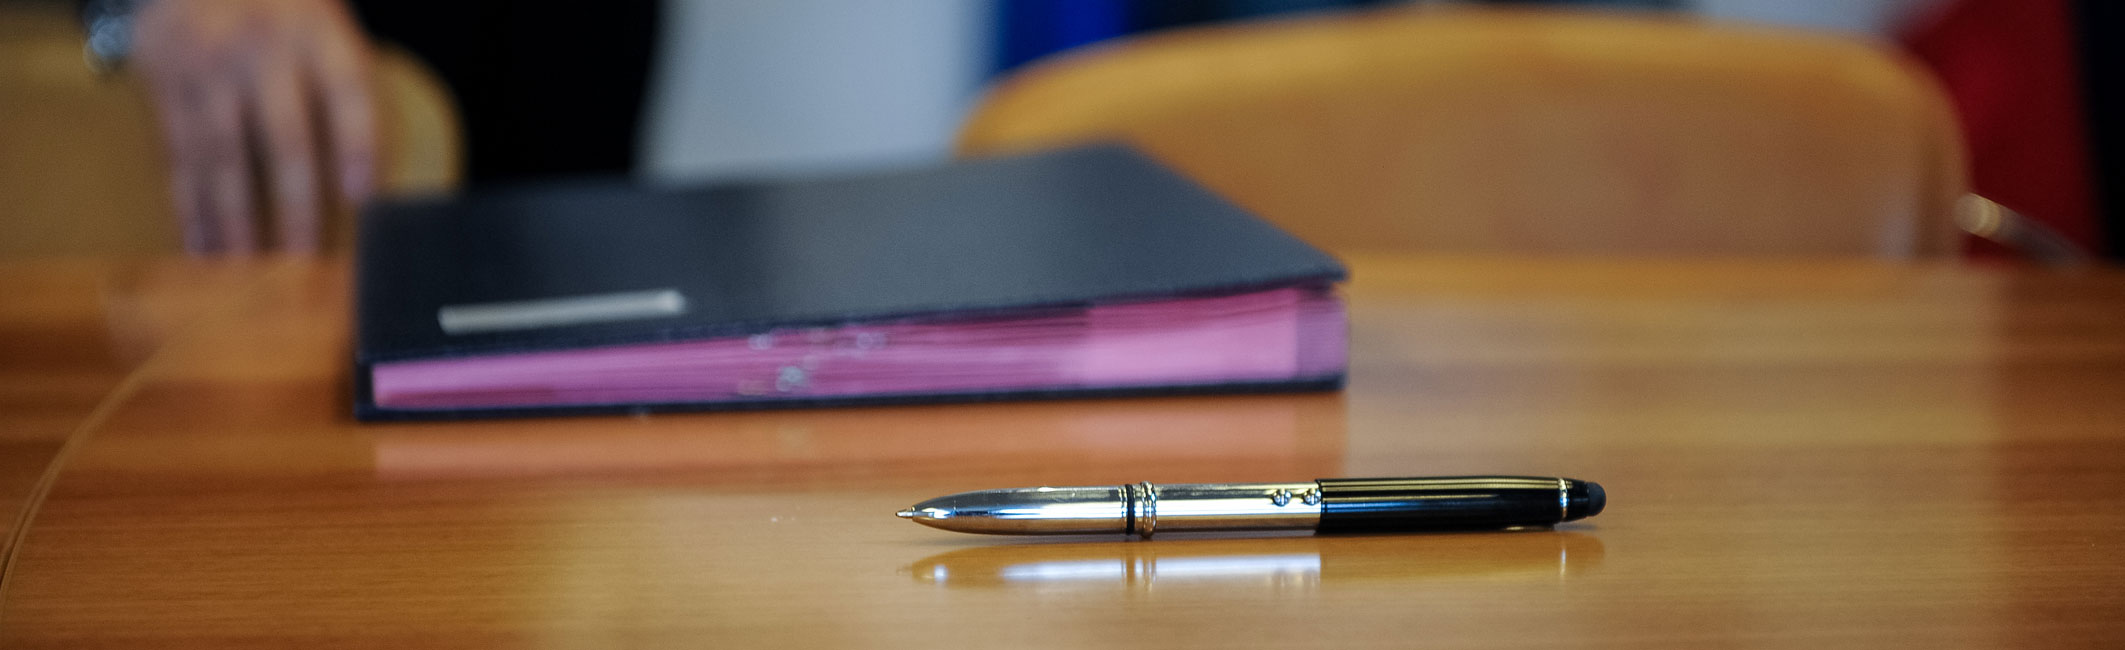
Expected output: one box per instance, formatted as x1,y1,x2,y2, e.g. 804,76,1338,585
1566,480,1605,522
1315,476,1606,533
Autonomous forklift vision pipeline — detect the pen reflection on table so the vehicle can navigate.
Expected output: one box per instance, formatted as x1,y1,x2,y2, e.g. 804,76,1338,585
904,532,1603,591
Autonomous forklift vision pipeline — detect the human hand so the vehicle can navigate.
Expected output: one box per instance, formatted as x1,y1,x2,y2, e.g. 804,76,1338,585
132,0,376,255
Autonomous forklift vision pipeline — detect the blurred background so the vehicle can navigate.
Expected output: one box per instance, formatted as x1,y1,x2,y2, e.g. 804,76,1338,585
0,0,2115,258
640,0,1949,180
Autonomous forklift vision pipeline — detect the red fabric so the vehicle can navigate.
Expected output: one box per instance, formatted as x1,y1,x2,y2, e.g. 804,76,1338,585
1905,0,2100,253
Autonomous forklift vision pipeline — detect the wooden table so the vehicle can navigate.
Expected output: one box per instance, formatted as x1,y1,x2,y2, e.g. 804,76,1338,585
0,259,267,562
0,255,2120,648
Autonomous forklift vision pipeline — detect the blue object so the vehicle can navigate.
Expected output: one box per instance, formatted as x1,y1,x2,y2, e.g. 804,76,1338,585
994,0,1131,74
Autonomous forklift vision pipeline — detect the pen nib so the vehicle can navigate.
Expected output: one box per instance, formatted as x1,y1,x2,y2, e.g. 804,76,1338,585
896,508,919,519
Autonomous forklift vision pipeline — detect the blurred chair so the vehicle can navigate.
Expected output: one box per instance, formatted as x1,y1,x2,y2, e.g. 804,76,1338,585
0,3,460,258
959,8,1967,256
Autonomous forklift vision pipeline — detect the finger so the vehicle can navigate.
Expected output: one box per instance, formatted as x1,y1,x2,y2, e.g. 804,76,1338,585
250,60,323,253
151,79,221,254
306,15,378,205
197,81,259,255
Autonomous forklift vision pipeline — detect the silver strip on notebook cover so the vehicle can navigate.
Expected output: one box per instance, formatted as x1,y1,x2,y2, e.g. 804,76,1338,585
438,289,688,335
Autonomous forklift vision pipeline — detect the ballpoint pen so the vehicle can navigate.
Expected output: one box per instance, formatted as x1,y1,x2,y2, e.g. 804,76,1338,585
897,476,1605,538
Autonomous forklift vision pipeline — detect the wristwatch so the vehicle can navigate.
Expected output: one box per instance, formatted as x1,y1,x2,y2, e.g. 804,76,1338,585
79,0,146,73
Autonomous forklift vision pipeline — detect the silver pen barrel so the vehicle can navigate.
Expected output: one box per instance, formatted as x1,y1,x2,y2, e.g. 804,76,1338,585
898,482,1321,537
899,477,1605,538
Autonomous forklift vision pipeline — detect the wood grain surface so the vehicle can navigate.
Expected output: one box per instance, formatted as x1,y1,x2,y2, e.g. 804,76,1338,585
0,259,268,562
1,255,2121,648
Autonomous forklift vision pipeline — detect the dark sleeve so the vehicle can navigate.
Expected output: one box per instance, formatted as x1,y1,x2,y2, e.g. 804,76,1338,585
352,0,660,183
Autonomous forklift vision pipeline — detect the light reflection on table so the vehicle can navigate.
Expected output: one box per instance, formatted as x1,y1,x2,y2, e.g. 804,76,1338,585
907,531,1603,591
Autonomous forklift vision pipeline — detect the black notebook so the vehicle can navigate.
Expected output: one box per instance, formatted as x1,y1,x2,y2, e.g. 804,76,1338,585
355,146,1347,420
